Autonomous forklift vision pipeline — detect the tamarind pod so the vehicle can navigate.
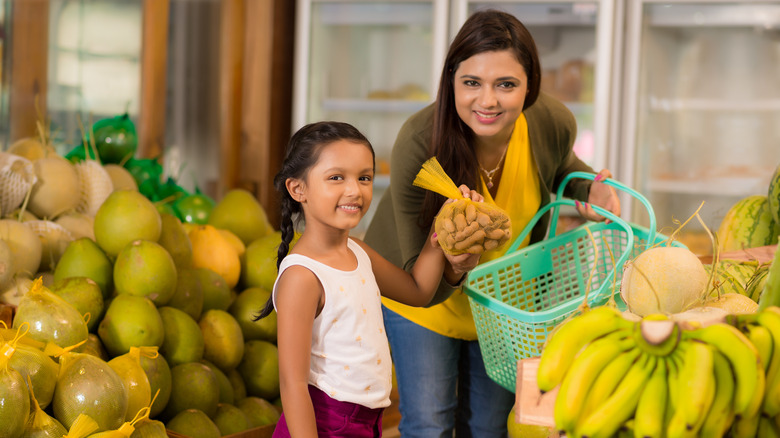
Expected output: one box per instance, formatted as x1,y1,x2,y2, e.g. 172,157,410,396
466,244,484,254
453,213,468,230
443,233,456,250
484,239,499,251
442,217,456,233
465,203,477,223
455,222,480,241
476,212,491,227
454,229,486,251
486,228,505,241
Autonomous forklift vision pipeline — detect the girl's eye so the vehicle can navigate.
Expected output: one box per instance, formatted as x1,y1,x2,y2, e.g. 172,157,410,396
329,175,343,181
359,175,373,182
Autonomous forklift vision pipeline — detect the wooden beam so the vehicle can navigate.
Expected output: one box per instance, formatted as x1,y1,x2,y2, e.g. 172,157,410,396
9,0,50,142
241,0,294,228
138,0,170,159
218,0,245,196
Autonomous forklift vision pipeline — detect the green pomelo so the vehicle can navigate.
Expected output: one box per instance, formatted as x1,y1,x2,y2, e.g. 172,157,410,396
236,396,280,427
79,333,110,361
0,238,14,291
8,343,58,410
55,210,96,241
165,409,220,438
507,406,554,438
242,231,282,292
237,340,280,400
138,348,172,419
717,194,780,252
53,352,128,431
129,419,167,438
13,280,89,348
113,240,177,306
158,306,204,367
196,267,232,312
199,309,245,371
208,189,272,246
94,189,162,258
0,218,42,279
166,267,204,320
54,237,114,299
107,352,152,422
163,362,219,420
104,164,139,192
226,368,247,402
51,276,105,332
229,287,277,342
158,212,193,269
98,294,165,357
201,359,234,405
0,368,29,438
213,403,251,436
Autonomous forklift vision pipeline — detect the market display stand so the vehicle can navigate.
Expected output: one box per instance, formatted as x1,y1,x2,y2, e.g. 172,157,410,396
511,244,777,432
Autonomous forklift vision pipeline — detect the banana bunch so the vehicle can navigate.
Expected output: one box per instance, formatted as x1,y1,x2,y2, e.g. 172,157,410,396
537,305,768,437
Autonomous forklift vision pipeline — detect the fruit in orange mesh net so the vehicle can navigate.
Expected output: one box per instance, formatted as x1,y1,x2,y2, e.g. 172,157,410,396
113,240,177,306
166,409,221,438
229,287,277,342
237,340,280,400
199,309,245,372
94,189,162,258
54,237,113,299
13,278,89,348
164,362,220,420
189,224,240,289
98,294,165,357
208,189,273,246
158,306,205,367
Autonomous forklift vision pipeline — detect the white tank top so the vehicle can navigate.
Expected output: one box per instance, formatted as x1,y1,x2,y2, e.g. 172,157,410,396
272,238,392,409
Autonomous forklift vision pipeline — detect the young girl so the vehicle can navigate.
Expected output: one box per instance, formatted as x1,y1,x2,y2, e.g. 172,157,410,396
254,121,482,437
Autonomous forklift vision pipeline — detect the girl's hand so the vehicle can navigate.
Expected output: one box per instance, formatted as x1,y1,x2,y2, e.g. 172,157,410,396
576,169,621,223
457,184,484,203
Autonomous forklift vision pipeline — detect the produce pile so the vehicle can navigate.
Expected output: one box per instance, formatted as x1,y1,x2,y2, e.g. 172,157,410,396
0,115,286,437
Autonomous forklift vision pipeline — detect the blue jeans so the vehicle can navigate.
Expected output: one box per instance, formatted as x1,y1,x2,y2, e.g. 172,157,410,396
383,306,514,438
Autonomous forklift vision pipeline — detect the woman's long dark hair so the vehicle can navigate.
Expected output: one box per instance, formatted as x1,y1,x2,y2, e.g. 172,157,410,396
254,121,374,320
420,9,542,227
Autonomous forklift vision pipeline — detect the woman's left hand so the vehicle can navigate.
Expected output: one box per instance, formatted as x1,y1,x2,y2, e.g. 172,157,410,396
576,169,621,223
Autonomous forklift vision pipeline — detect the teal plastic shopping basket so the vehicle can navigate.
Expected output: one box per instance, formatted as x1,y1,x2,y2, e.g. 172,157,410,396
463,172,684,392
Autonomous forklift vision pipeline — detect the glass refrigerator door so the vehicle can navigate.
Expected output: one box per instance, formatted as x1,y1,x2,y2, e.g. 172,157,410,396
293,0,448,237
455,0,620,171
621,1,780,253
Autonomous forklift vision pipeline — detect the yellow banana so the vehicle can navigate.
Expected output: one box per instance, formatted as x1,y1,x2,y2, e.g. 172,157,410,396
633,317,680,357
554,329,635,434
666,344,685,413
579,347,641,420
538,306,632,392
760,415,780,438
633,356,668,438
757,309,780,416
684,322,762,417
677,340,716,433
699,349,737,437
575,354,656,438
731,412,761,438
746,322,774,373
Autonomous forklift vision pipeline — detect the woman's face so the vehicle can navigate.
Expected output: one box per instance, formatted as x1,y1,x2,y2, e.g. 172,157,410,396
453,50,528,146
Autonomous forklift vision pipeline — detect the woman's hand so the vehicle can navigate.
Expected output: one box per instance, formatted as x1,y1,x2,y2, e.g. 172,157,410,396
576,169,621,223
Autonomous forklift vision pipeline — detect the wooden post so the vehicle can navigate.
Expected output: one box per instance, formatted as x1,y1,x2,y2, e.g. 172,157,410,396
218,0,245,196
8,0,50,142
138,0,170,159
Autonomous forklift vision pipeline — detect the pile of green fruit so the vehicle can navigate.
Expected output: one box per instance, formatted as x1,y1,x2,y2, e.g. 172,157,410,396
0,127,287,437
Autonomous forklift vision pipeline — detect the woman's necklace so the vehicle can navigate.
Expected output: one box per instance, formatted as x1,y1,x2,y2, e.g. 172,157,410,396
479,146,508,189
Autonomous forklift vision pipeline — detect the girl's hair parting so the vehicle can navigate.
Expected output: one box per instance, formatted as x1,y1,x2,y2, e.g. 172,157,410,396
254,121,374,320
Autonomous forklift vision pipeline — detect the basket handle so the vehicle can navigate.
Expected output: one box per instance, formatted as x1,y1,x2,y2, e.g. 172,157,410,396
550,171,657,250
507,198,634,255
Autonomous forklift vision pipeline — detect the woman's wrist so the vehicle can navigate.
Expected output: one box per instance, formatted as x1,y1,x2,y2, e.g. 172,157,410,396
445,272,468,288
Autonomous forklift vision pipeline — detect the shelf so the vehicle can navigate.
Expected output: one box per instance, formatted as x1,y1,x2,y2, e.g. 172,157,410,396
321,98,429,113
649,97,780,112
646,176,768,197
647,4,780,28
316,3,432,26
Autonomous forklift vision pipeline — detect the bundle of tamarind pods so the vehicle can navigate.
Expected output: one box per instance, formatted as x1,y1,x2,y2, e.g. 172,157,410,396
435,198,511,255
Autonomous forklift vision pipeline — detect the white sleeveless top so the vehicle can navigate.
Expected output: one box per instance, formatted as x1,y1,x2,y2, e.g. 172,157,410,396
272,238,392,409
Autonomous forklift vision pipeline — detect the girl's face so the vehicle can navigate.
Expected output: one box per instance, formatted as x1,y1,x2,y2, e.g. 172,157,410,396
453,49,528,146
295,140,374,232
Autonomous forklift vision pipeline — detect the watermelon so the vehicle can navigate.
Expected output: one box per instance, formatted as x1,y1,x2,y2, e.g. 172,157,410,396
706,260,760,297
717,195,780,252
769,164,780,225
757,239,780,310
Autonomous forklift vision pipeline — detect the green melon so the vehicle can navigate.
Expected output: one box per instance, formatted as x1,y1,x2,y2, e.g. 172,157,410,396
769,163,780,224
717,195,780,252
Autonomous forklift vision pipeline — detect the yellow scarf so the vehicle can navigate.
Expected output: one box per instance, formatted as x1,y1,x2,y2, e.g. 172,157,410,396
382,114,540,340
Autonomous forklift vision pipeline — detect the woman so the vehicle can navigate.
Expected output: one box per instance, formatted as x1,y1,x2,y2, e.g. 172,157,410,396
363,9,621,437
